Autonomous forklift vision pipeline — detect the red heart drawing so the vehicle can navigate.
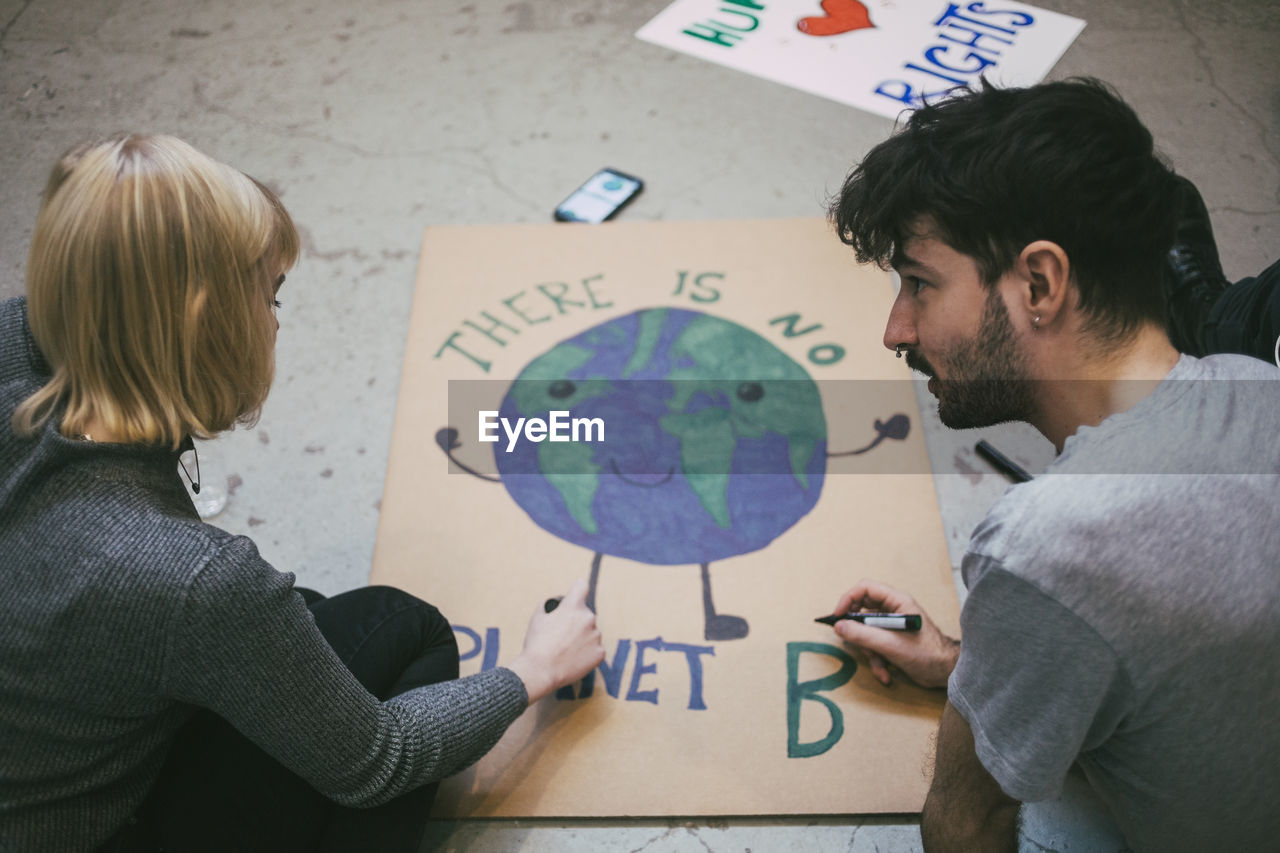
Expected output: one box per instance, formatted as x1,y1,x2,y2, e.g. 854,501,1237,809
797,0,875,36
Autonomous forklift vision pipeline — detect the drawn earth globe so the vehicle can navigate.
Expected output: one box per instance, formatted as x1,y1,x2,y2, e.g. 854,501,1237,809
494,307,827,565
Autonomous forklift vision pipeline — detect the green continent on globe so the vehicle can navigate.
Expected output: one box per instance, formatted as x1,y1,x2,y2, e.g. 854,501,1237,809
509,343,611,416
540,440,601,534
660,314,827,526
622,307,668,377
509,341,606,533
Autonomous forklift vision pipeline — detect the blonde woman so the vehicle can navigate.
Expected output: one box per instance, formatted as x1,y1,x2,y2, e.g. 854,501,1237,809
0,135,604,852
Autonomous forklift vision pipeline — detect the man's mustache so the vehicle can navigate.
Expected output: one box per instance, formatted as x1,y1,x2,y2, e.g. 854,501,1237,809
903,350,935,378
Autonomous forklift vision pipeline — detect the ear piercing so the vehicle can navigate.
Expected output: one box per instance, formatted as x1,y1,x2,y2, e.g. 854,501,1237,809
1032,315,1041,330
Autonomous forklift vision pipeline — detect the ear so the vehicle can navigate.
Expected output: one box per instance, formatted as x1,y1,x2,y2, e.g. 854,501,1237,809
1014,240,1071,329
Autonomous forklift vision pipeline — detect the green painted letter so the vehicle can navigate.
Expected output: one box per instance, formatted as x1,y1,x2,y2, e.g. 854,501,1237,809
786,642,856,758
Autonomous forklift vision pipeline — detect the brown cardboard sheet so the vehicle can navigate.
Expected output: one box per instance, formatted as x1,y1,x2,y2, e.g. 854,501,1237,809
371,219,958,817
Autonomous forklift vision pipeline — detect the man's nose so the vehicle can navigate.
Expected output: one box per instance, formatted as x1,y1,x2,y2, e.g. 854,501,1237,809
883,288,917,353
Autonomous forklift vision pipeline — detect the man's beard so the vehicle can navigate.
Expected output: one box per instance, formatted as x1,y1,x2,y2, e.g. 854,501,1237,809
906,288,1036,430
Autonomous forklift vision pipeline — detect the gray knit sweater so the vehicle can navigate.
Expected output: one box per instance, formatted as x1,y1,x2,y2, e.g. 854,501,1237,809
0,297,528,851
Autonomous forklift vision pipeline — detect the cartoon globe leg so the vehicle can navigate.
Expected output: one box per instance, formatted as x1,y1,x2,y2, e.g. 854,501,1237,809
587,552,748,642
699,563,748,641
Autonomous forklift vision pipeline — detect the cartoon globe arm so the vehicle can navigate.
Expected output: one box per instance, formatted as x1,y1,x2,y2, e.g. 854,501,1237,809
827,414,910,457
435,427,501,482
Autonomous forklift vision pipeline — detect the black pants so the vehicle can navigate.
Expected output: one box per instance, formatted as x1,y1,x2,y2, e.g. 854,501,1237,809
110,586,459,853
1205,258,1280,363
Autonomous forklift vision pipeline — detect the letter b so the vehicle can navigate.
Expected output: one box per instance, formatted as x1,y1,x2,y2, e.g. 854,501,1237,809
786,642,857,758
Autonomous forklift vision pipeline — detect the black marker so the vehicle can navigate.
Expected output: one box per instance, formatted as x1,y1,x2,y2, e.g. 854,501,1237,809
815,612,922,631
544,597,562,613
975,439,1033,484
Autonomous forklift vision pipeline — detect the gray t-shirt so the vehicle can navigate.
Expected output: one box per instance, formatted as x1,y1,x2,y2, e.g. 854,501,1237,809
949,354,1280,853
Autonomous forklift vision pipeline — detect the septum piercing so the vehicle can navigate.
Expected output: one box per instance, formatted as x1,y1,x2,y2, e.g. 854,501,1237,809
895,345,905,358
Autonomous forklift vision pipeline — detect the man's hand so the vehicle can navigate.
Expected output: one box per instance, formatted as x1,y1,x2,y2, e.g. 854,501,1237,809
507,579,606,704
828,579,959,688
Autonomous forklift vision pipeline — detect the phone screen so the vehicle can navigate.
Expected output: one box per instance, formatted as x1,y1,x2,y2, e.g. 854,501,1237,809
554,169,643,223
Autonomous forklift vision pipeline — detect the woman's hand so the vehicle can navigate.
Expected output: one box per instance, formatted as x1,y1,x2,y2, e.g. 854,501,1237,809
507,579,606,704
828,579,959,688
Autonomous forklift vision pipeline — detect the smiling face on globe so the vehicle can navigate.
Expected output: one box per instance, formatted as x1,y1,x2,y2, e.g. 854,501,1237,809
495,308,827,565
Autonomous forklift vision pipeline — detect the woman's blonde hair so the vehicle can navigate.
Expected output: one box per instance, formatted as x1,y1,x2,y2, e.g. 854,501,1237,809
14,134,299,448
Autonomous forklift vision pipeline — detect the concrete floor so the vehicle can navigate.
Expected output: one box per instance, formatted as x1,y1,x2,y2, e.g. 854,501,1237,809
2,0,1276,850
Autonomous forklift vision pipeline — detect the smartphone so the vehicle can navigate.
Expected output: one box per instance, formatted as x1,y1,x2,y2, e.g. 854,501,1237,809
553,168,643,223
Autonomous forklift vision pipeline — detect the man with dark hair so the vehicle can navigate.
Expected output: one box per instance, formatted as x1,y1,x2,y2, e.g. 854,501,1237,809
825,78,1280,853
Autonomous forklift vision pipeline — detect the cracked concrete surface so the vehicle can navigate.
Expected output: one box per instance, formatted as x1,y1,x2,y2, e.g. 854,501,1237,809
1,0,1274,850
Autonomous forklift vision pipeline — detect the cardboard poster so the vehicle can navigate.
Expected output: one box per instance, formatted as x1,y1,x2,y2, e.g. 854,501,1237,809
636,0,1085,120
371,219,959,816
